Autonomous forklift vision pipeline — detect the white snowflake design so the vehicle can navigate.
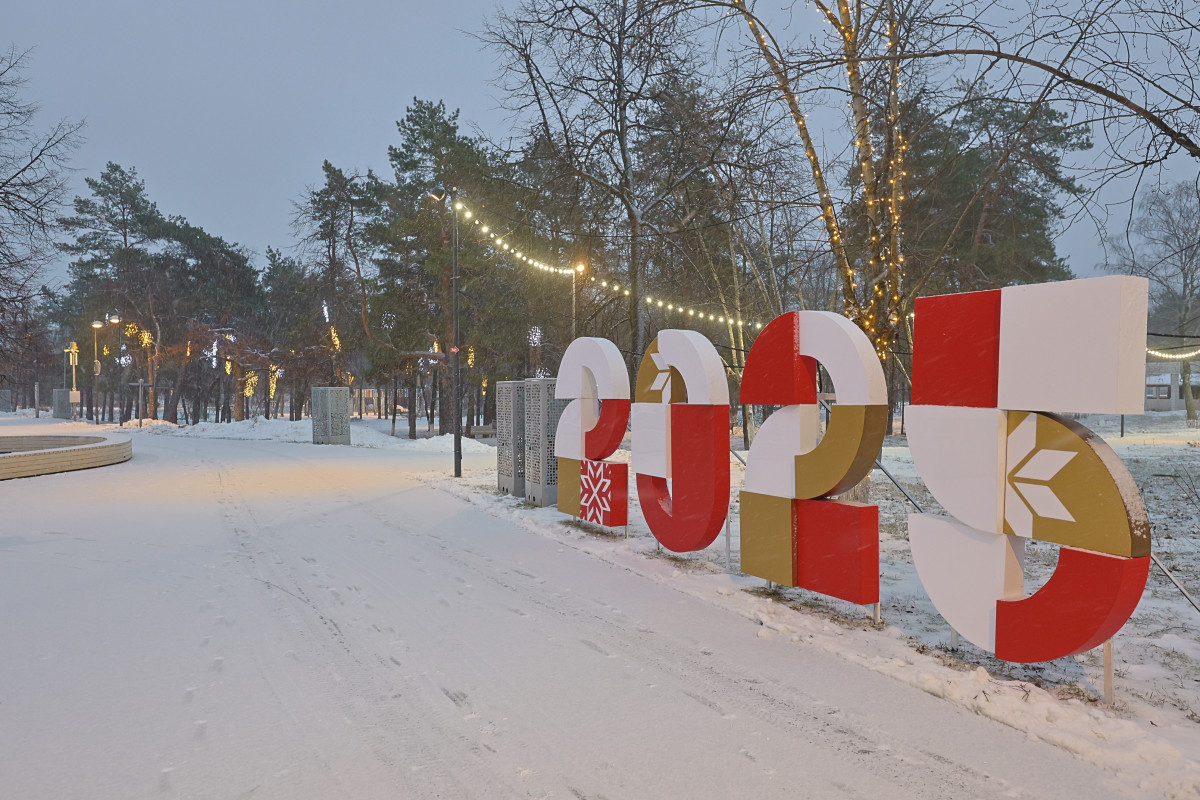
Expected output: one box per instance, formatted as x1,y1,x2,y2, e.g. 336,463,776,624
579,460,612,524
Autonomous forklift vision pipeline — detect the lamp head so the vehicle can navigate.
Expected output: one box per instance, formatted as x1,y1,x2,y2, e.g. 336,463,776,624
429,187,448,203
92,320,104,329
575,264,586,273
108,313,121,325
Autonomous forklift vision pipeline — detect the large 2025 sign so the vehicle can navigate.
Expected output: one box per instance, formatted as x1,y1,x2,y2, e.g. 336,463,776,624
551,275,1153,665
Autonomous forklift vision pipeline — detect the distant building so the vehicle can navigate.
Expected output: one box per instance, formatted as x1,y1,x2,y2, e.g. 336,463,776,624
1145,361,1200,411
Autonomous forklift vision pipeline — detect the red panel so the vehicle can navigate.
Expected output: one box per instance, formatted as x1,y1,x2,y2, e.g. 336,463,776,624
795,499,880,604
585,399,630,460
580,459,628,527
636,404,729,552
741,312,818,405
911,290,1001,407
994,547,1150,663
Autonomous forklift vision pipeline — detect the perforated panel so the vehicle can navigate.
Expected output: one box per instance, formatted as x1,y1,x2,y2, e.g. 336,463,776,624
545,394,568,486
498,383,513,479
525,380,545,485
524,378,568,506
496,381,526,495
311,387,351,445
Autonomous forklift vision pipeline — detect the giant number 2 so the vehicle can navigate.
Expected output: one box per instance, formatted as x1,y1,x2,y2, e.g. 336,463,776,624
738,311,888,605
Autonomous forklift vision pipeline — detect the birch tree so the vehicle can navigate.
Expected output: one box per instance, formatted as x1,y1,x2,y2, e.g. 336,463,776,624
682,0,1200,361
482,0,730,363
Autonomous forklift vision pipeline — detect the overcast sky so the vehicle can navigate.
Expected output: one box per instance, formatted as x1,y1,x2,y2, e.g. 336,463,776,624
11,0,505,286
12,0,1136,290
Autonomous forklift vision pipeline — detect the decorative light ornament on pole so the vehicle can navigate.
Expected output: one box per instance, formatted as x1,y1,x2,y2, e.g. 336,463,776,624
430,186,462,478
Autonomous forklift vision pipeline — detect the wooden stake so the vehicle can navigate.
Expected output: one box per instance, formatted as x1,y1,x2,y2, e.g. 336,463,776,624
725,515,731,572
1104,639,1115,705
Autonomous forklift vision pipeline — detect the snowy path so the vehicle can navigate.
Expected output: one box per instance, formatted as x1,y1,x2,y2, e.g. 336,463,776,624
0,426,1148,798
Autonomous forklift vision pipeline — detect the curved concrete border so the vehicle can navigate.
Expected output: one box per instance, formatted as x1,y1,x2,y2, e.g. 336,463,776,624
0,434,132,480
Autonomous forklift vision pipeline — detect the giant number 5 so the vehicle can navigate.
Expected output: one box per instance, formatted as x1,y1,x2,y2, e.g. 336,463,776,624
907,278,1151,662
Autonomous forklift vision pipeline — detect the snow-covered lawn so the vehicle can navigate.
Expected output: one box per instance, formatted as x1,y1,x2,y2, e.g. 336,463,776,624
1,409,1197,798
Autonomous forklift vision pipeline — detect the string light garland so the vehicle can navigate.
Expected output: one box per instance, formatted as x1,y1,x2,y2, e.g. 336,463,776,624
1147,347,1200,360
451,200,770,332
453,200,576,277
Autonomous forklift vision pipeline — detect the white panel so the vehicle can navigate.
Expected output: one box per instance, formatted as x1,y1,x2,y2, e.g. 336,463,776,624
997,275,1148,414
742,404,819,498
906,405,1007,533
1117,277,1151,412
796,311,888,405
631,402,670,478
554,399,584,460
657,329,729,405
908,514,1025,652
555,337,630,400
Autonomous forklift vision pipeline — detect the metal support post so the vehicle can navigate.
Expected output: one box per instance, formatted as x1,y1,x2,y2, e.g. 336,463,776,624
452,198,462,478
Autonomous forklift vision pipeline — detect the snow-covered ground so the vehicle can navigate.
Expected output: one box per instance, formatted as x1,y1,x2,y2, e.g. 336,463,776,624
1,410,1197,798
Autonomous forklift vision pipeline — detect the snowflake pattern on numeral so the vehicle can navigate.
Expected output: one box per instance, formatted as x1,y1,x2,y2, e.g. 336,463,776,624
579,459,627,527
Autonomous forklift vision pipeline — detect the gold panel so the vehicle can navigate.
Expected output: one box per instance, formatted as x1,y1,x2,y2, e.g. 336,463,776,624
634,336,688,404
794,405,888,499
1003,412,1150,558
739,491,797,586
557,457,582,517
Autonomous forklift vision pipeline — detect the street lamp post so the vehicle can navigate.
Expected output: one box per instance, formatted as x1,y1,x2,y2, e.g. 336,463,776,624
65,341,79,421
109,313,123,426
430,186,462,478
91,319,103,423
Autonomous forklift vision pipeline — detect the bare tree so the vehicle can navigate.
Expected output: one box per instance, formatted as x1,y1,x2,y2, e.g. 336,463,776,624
482,0,735,362
670,0,1200,363
0,46,82,365
1106,178,1200,421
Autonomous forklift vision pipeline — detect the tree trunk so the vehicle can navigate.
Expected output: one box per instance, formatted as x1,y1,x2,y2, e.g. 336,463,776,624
840,474,872,504
164,384,181,424
1183,359,1197,422
390,375,398,437
408,372,418,439
221,373,232,423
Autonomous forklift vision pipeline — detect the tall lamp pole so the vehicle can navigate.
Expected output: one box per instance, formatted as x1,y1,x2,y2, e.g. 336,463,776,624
109,313,123,426
91,319,103,423
572,263,586,340
430,186,462,478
